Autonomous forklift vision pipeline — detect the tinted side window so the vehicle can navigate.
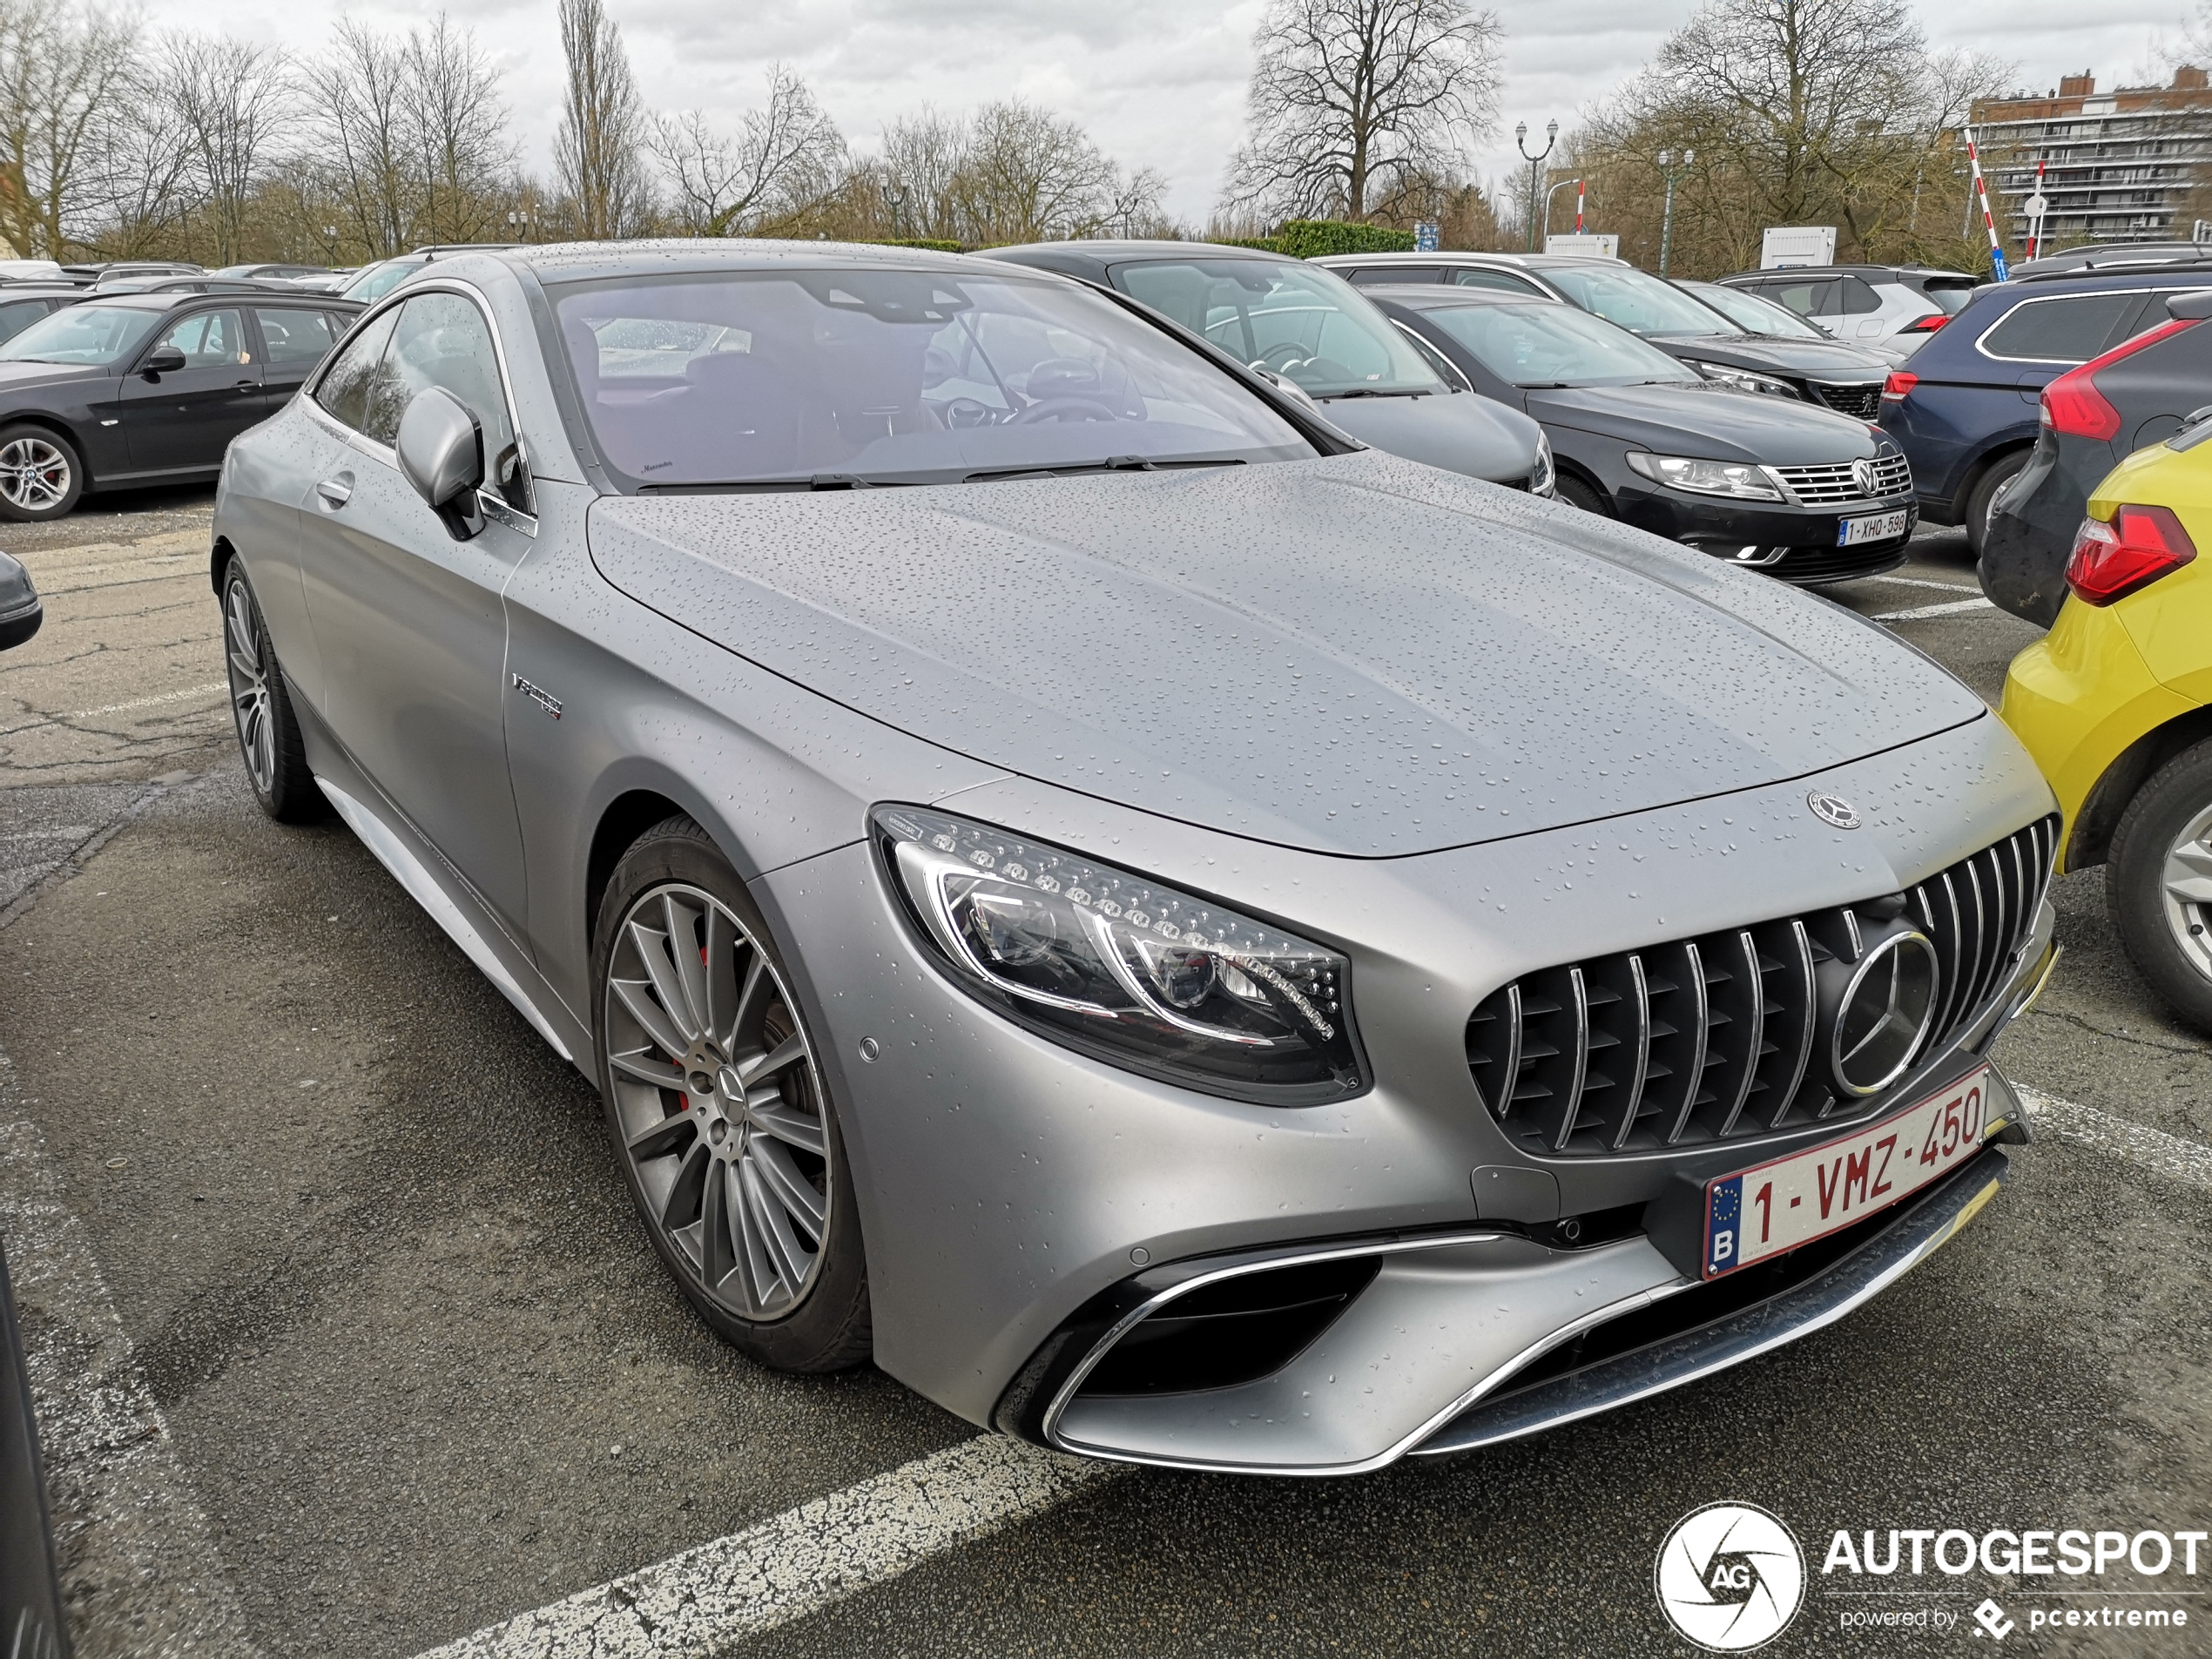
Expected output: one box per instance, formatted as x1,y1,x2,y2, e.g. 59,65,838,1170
154,308,247,367
313,307,400,436
1980,293,2143,362
1838,275,1883,314
0,300,50,342
1767,279,1839,317
1453,268,1545,294
1346,266,1442,286
254,307,341,367
382,292,516,461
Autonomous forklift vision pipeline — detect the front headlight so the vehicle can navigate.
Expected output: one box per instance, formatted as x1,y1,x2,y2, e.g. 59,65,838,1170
874,806,1366,1102
1530,430,1555,496
1683,359,1800,399
1624,451,1784,501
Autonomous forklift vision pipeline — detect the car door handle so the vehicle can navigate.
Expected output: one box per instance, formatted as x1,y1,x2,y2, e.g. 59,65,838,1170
315,476,352,509
234,379,259,392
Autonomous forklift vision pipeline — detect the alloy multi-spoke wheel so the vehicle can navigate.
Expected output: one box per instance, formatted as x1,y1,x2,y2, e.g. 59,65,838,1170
2158,803,2212,980
0,425,80,522
2111,738,2212,1034
226,577,275,793
218,561,320,822
604,882,834,1320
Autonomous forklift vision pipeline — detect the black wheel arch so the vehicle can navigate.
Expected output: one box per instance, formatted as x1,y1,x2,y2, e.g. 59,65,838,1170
2068,705,2212,872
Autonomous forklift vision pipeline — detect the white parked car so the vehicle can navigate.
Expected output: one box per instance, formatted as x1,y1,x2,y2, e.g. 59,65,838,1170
1716,265,1979,347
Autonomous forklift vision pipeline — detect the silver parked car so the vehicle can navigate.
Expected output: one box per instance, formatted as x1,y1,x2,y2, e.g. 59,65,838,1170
212,242,2059,1476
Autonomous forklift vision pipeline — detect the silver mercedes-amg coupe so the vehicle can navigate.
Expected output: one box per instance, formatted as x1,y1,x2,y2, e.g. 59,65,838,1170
212,242,2059,1476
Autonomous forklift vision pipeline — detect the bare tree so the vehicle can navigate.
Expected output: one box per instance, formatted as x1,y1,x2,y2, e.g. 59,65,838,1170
878,106,969,239
1224,0,1502,223
165,33,293,266
302,20,415,257
556,0,651,238
650,65,845,235
402,16,518,245
949,102,1123,243
0,0,140,258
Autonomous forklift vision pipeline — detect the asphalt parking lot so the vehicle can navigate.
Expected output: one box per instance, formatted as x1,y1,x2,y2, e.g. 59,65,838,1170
3,492,2209,1658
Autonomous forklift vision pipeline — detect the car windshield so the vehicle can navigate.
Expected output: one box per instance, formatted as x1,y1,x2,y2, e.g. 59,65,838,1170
343,260,422,302
1114,259,1446,397
1544,266,1747,339
0,302,163,365
1688,283,1831,341
551,268,1318,488
1414,302,1693,387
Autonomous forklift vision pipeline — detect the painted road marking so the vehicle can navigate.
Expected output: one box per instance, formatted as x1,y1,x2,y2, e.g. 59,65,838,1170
68,680,229,720
2018,1083,2212,1192
1874,596,1997,622
413,1434,1123,1659
1865,575,1981,593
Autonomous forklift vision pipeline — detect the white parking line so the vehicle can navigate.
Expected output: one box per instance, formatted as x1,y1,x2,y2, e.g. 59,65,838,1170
1874,597,1996,622
1867,576,1981,593
414,1435,1121,1659
2018,1083,2212,1192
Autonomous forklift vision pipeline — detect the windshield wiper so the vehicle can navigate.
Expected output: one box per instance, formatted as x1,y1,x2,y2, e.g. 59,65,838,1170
1323,388,1430,400
962,455,1246,483
637,472,907,494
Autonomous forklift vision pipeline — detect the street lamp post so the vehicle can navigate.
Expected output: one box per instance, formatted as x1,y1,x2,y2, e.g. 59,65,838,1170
1542,177,1582,243
885,184,908,240
1656,148,1695,277
1516,119,1557,252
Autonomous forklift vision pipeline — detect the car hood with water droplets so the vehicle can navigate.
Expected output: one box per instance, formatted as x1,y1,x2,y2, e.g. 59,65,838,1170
587,450,1983,857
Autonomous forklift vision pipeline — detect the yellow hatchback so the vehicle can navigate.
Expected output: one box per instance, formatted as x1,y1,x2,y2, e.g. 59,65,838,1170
2002,421,2212,1029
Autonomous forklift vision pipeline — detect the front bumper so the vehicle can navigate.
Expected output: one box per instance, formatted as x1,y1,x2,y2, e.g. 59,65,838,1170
1615,482,1918,585
756,718,2055,1470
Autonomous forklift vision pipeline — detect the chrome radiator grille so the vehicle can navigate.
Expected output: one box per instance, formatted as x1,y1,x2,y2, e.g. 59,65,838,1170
1771,452,1912,505
1466,817,2057,1157
1811,382,1885,421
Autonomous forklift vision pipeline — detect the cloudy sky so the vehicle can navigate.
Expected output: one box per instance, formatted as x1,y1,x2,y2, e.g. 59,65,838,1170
140,0,2199,225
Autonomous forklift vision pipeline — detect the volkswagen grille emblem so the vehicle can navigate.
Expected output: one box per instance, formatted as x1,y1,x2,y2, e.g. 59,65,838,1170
1831,931,1939,1096
1806,791,1860,829
1851,456,1878,497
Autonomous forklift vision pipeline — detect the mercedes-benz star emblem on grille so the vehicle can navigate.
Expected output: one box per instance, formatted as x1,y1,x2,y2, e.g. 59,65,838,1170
1831,931,1939,1096
1851,457,1877,497
1806,791,1860,829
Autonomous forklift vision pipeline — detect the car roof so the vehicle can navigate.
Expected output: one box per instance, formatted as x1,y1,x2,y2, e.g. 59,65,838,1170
1717,264,1974,283
2013,260,2212,286
1311,250,1627,270
1359,284,1550,307
472,238,1083,287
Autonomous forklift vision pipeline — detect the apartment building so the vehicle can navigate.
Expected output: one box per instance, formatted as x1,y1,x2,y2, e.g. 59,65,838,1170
1971,68,2212,247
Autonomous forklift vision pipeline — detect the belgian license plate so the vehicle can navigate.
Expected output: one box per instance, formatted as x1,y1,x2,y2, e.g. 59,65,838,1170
1702,1067,1995,1278
1838,509,1908,547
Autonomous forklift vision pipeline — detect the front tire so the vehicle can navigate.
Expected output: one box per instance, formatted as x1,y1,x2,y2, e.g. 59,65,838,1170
2108,738,2212,1033
1554,474,1610,515
592,817,870,1372
0,424,82,522
220,557,323,822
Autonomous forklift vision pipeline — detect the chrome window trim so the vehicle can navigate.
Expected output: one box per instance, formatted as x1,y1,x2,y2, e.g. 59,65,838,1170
300,274,538,534
1971,284,2198,365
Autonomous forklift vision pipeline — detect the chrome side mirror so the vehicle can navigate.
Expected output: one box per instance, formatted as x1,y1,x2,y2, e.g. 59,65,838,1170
395,386,485,539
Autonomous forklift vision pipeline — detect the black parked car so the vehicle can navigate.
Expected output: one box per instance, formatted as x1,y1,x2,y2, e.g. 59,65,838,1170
1312,251,1899,420
1370,286,1917,583
0,291,360,520
976,239,1553,491
0,549,39,647
1982,289,2212,623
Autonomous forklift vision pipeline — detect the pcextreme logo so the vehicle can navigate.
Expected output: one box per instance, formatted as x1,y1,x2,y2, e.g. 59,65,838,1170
1656,1502,1807,1651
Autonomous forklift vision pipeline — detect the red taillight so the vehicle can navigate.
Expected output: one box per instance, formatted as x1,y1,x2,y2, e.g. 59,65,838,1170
1881,370,1918,402
1902,314,1948,333
2041,318,2198,440
2065,503,2198,605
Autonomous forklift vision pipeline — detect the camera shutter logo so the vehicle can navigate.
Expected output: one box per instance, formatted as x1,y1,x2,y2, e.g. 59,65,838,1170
1655,1502,1805,1652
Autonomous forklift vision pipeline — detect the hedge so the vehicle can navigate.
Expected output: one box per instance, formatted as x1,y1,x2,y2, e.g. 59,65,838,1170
865,237,967,253
1271,220,1418,260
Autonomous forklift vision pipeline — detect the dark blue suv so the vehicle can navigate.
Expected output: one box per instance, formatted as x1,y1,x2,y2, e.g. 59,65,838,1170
1878,266,2212,555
